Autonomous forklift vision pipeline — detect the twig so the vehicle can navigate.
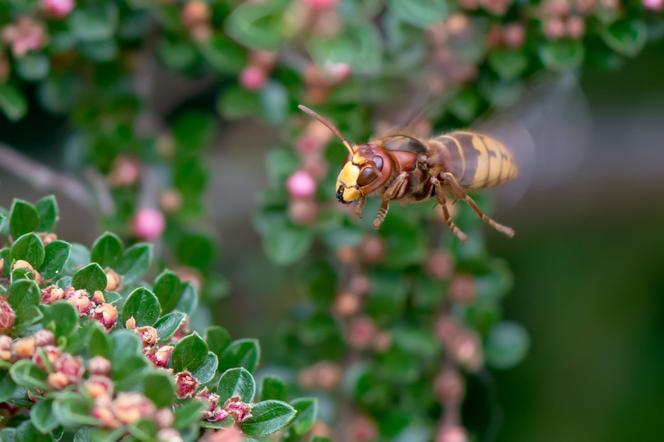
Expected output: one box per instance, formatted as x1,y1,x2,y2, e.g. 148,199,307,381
0,143,93,207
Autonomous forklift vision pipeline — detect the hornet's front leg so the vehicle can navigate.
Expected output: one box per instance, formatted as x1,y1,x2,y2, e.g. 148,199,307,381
354,197,366,219
372,172,409,229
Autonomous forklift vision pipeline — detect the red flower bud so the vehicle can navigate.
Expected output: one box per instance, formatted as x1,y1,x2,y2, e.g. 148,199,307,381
54,353,84,382
67,290,93,316
33,345,60,370
223,396,253,423
92,397,121,428
89,356,112,375
0,297,16,331
148,345,174,368
136,326,159,348
436,424,468,442
175,371,198,399
359,236,385,264
348,416,377,442
41,286,65,304
347,317,377,350
92,290,105,305
33,330,55,347
434,367,465,402
113,392,156,425
449,275,476,304
84,375,114,400
425,251,454,280
154,408,175,428
92,303,118,331
0,335,13,361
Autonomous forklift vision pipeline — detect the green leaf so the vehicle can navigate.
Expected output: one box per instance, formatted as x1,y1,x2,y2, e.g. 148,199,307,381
217,86,260,120
11,233,45,268
174,400,206,429
53,392,97,427
198,35,246,75
91,232,124,268
88,323,112,358
220,339,260,373
9,360,47,389
40,240,71,279
70,4,118,42
388,0,448,28
42,301,79,338
175,232,215,270
122,287,161,326
240,400,297,437
144,371,175,408
217,367,256,403
15,421,51,442
486,322,529,369
191,351,218,384
110,329,141,366
308,24,383,75
259,82,288,125
155,311,187,342
260,376,287,401
72,263,107,292
0,84,28,122
488,49,529,80
62,243,91,275
36,195,59,232
539,41,584,71
7,279,41,329
8,199,39,238
172,332,208,372
601,19,647,57
153,270,182,314
173,111,215,152
176,283,198,316
0,373,19,402
30,398,57,433
288,398,317,436
206,326,231,361
116,243,152,285
261,221,312,266
112,354,149,391
225,1,285,50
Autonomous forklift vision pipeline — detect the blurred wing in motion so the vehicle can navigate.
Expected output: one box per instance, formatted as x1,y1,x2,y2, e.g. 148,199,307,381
475,72,592,206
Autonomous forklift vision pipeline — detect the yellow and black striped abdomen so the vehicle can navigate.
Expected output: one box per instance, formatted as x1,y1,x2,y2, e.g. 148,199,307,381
429,130,518,189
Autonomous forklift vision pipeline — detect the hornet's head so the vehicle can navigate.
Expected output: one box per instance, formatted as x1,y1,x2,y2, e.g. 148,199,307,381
297,104,392,205
335,145,392,204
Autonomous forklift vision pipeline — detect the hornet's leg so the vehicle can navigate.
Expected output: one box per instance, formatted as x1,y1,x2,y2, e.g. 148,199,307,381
431,177,468,242
354,197,366,219
441,172,515,238
372,172,409,229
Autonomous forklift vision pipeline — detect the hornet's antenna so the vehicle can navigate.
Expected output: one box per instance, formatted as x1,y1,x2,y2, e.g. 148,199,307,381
298,104,354,155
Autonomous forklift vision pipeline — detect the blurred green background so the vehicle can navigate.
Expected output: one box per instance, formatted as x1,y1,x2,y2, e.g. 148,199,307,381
1,39,664,442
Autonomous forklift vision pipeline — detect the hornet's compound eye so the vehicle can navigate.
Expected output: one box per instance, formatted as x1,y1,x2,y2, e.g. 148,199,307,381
357,166,378,186
372,155,383,171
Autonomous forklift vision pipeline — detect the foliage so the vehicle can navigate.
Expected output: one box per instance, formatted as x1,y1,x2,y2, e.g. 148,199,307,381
0,196,310,441
0,0,662,440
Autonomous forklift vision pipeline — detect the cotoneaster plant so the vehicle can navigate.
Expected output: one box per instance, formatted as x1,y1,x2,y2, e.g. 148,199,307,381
0,196,320,442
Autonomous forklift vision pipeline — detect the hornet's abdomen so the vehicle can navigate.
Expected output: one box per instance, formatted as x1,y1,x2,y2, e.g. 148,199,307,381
428,130,518,189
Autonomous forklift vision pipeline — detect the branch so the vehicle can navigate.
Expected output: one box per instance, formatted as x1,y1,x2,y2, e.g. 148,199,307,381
0,143,93,207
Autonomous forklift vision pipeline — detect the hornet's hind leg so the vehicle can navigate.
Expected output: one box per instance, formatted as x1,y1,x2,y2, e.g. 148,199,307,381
441,172,515,238
431,177,468,242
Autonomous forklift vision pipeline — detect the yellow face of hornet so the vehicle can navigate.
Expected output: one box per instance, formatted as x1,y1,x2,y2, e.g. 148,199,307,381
335,160,362,203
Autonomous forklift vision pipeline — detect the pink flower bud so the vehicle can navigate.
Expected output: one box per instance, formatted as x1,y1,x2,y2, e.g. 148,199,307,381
89,356,112,375
349,275,371,296
157,429,184,442
436,425,468,442
288,199,318,225
348,416,377,442
125,316,137,330
92,397,121,428
347,317,377,350
108,156,141,187
224,396,253,423
426,251,454,280
544,17,566,39
34,330,55,347
304,0,340,11
323,62,352,83
14,337,36,359
105,269,122,292
42,0,75,18
359,235,385,264
286,170,317,198
181,0,211,28
197,388,225,421
333,292,360,317
0,335,12,361
41,286,65,304
135,326,159,348
113,392,155,425
38,232,58,245
33,345,60,370
175,371,198,399
240,65,267,91
160,190,183,213
249,50,278,70
434,367,465,402
154,408,175,428
173,315,190,340
503,23,525,48
372,331,391,352
435,315,460,343
92,303,118,331
84,375,114,400
449,275,476,304
149,345,174,368
1,17,47,57
450,331,483,371
0,297,16,331
132,208,166,241
566,16,585,39
201,427,243,442
55,353,84,382
48,372,70,390
643,0,663,9
67,289,93,316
